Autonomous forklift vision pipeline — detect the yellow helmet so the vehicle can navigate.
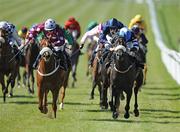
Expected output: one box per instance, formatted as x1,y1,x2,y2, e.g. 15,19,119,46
134,14,142,22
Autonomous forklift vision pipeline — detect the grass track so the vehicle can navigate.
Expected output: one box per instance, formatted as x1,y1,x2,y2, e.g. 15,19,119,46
0,0,180,132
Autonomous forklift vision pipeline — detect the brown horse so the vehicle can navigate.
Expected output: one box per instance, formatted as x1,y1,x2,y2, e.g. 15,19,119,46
36,39,67,118
89,44,103,104
24,42,39,94
86,40,97,77
0,29,19,102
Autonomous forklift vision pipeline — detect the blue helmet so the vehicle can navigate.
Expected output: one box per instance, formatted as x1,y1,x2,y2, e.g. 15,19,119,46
108,18,118,29
118,27,132,42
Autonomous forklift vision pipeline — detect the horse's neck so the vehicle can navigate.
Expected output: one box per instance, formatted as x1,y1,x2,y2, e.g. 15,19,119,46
114,55,131,69
40,56,56,72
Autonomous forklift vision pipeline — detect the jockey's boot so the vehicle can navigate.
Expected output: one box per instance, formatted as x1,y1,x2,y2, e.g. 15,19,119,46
33,54,41,69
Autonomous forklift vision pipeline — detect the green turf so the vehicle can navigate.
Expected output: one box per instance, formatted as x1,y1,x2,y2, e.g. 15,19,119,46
155,0,180,51
0,0,180,132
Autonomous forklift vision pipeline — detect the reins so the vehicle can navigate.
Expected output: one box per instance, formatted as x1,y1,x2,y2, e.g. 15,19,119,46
37,56,63,77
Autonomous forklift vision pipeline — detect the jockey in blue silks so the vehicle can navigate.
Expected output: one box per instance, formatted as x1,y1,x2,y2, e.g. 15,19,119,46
117,27,144,69
88,18,124,67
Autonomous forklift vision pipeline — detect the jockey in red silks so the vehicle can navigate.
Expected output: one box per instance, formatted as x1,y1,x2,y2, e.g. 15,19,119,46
24,18,74,70
64,17,81,40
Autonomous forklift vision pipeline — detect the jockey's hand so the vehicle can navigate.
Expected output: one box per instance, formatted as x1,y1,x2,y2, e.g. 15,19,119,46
109,47,115,51
80,43,84,49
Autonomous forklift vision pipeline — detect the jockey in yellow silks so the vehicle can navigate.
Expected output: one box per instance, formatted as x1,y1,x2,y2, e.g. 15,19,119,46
128,14,147,34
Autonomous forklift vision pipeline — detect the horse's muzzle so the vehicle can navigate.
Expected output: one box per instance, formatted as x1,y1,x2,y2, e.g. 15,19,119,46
43,51,51,61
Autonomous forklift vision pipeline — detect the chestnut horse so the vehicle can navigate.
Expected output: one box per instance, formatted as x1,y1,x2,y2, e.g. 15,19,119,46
36,39,68,118
0,29,19,102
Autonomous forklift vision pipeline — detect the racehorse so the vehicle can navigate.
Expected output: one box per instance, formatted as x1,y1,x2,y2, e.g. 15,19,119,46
89,44,103,106
86,40,97,77
66,41,80,88
0,29,19,102
138,43,148,84
110,40,143,119
36,39,67,118
24,42,39,94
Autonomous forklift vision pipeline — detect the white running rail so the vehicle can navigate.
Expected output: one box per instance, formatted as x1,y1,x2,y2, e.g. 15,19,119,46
147,0,180,84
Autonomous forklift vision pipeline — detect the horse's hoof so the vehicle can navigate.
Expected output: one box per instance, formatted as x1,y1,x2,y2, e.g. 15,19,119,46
112,112,119,119
39,107,44,113
59,103,64,110
124,113,130,119
43,107,48,114
8,93,13,97
134,109,139,117
89,96,94,100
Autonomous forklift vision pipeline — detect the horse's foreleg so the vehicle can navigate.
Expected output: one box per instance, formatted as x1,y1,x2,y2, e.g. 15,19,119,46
0,76,6,102
90,80,96,100
112,86,120,119
38,85,44,113
134,86,139,117
31,70,35,94
52,88,59,118
22,70,27,87
100,83,108,109
27,71,32,94
143,64,147,85
124,89,132,119
71,64,77,88
59,86,65,110
43,89,48,114
17,68,21,88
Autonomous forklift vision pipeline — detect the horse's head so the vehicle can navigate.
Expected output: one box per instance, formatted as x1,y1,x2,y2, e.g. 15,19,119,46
39,38,53,62
114,45,127,60
39,47,53,62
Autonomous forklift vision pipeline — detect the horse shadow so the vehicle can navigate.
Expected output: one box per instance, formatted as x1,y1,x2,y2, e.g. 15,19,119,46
85,118,180,124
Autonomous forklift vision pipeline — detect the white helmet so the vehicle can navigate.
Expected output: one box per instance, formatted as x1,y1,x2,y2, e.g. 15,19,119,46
0,21,8,30
44,19,56,31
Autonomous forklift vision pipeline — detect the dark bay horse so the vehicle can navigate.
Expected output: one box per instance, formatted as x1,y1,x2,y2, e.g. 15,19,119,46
36,39,67,118
0,29,19,102
110,44,143,119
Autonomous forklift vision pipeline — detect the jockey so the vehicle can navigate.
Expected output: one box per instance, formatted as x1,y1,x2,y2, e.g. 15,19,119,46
18,26,28,42
117,27,144,68
25,18,74,70
0,21,22,49
128,14,147,34
130,24,148,46
80,22,103,67
98,18,125,64
64,17,81,40
80,21,100,49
